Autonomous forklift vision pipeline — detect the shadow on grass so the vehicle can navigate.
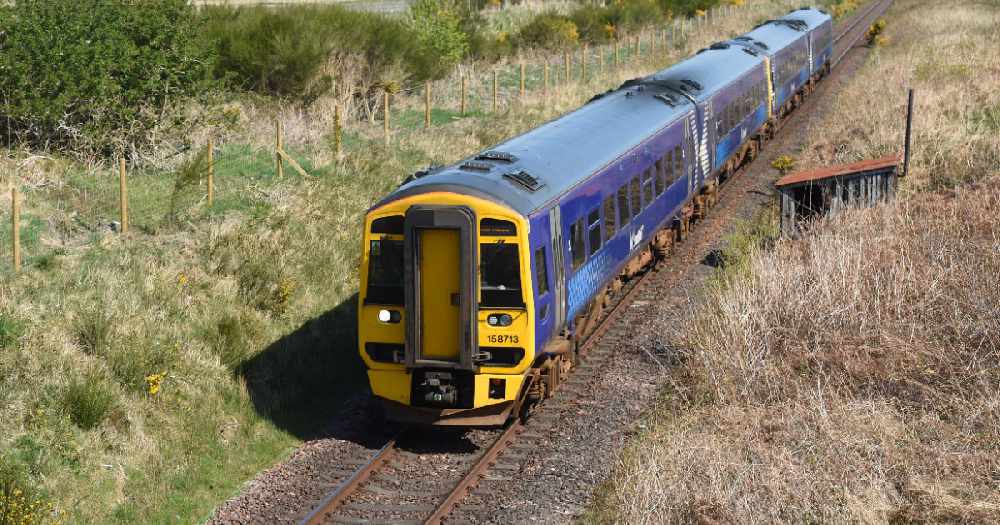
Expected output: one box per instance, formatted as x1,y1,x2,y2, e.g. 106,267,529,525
238,293,371,441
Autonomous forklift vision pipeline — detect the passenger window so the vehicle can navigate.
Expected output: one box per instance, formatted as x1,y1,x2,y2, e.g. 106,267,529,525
642,168,655,208
617,185,630,226
587,209,601,257
673,145,683,182
665,150,674,184
569,218,586,270
534,247,548,296
629,177,641,219
603,196,616,240
654,159,665,195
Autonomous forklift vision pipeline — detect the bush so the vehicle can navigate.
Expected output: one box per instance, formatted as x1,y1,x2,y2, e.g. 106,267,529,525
515,13,580,51
0,457,54,525
0,0,215,156
408,0,470,79
62,375,117,430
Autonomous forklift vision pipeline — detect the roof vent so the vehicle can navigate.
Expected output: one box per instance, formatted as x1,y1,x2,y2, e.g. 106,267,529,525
680,79,703,91
476,150,518,163
742,47,760,57
460,160,493,172
709,42,730,50
655,94,679,107
503,170,543,192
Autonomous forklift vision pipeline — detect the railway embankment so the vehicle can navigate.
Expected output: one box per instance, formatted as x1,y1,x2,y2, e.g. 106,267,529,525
590,0,1000,521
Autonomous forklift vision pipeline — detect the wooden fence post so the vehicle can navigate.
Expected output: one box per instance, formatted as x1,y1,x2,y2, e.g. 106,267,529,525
118,155,129,233
564,50,570,83
600,45,606,76
519,62,525,98
383,91,390,146
334,103,343,158
11,187,19,273
275,120,284,179
460,76,467,115
581,44,588,80
614,39,620,68
543,62,549,97
206,138,214,208
492,70,498,113
424,80,431,130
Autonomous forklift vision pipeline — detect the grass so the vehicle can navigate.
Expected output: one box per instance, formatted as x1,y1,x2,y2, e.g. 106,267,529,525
0,1,853,523
588,0,1000,522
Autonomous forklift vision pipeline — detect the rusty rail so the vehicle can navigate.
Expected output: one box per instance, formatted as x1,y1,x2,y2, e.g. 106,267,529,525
833,0,889,65
299,437,399,525
423,422,525,525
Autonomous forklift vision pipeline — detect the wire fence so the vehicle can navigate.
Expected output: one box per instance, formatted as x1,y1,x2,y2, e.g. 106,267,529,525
3,0,800,275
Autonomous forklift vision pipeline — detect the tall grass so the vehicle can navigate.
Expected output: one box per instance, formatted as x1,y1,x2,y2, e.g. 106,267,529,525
593,0,1000,522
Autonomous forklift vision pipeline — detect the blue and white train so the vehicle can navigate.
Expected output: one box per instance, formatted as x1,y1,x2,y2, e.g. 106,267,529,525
357,8,834,425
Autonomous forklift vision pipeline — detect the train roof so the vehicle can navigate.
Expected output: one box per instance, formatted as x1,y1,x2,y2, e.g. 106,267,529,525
375,81,693,217
779,6,833,30
730,13,811,56
647,43,767,102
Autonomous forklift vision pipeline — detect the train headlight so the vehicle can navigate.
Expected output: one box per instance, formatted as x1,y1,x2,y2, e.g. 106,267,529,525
486,313,513,327
377,309,401,323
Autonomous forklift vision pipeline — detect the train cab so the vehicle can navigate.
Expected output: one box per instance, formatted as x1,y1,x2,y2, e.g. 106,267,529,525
359,191,536,426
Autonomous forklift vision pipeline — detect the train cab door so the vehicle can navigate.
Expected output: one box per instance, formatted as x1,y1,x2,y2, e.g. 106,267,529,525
403,206,478,370
547,206,567,333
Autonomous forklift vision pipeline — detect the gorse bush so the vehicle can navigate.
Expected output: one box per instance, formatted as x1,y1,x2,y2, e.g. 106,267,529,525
0,0,215,156
516,13,580,50
408,0,470,79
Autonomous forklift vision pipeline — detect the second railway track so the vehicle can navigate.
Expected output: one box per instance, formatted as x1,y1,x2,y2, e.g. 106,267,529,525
295,2,893,524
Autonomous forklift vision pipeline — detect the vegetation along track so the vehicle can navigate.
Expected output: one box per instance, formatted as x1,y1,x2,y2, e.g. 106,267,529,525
294,2,893,524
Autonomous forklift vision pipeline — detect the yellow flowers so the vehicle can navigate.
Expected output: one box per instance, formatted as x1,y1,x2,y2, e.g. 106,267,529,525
695,9,707,17
176,272,188,287
866,18,888,46
728,0,745,6
145,372,166,396
604,24,616,39
771,155,796,173
0,485,56,525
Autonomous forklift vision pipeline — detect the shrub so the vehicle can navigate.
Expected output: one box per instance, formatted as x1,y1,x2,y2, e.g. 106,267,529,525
74,308,113,357
408,0,470,79
205,313,262,373
0,0,216,156
62,375,117,430
0,457,54,525
516,13,580,51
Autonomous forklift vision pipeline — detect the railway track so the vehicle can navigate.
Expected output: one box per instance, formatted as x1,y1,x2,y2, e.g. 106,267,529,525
295,2,893,523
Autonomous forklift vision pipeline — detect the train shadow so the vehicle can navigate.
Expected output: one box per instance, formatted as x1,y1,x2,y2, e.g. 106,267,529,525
238,293,380,444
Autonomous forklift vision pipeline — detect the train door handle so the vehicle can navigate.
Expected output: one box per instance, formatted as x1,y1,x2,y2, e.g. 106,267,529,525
450,293,460,306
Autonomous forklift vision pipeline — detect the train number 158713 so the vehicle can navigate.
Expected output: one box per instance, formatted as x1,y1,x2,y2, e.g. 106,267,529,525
486,334,519,344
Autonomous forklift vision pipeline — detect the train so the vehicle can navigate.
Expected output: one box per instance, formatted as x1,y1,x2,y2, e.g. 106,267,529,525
357,7,834,426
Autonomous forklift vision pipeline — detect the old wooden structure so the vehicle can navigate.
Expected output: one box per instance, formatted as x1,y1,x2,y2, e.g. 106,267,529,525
775,154,901,235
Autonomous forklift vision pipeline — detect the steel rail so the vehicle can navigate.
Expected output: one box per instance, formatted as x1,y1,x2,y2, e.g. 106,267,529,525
423,421,525,525
833,0,889,65
299,437,400,525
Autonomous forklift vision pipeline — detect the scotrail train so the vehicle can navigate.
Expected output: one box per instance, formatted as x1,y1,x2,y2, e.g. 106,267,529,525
357,8,834,425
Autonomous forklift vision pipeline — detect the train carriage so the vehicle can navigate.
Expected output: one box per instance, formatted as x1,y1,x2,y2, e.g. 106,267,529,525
358,7,833,426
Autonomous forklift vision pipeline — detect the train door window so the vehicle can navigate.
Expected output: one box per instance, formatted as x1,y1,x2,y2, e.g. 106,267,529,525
654,159,665,195
642,168,655,208
534,247,549,296
569,218,586,270
629,177,641,219
481,241,524,308
617,185,630,226
587,209,602,257
603,196,616,240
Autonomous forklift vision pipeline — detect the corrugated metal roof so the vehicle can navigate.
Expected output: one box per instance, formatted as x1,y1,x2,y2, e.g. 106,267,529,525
775,154,901,187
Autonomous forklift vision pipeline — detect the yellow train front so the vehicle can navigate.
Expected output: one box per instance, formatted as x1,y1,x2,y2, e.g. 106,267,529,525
359,190,535,426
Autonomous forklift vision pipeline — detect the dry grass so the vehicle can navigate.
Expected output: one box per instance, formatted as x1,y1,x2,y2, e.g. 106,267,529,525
592,1,1000,523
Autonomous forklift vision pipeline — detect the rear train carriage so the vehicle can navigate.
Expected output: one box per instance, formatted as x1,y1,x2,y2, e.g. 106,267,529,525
358,7,833,426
